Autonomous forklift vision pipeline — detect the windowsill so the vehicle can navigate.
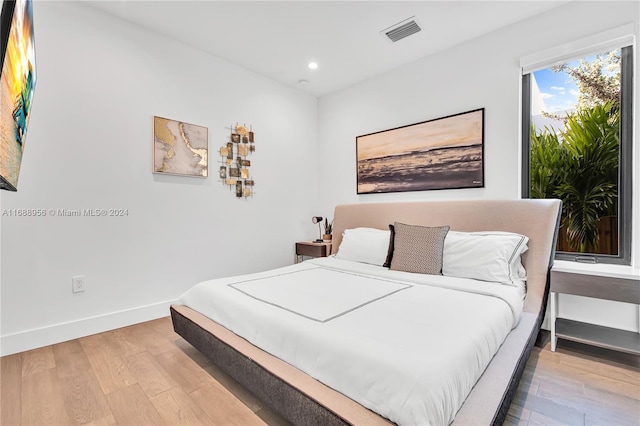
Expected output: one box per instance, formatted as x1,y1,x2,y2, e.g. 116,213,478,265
552,260,640,281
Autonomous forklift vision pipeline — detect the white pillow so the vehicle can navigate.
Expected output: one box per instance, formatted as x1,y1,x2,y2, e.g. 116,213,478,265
442,231,529,286
335,227,391,266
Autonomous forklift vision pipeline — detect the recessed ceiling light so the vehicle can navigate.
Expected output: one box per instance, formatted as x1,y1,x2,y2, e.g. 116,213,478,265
308,62,318,70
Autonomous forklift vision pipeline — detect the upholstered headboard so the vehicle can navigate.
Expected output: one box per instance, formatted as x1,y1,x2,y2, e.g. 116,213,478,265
333,199,561,315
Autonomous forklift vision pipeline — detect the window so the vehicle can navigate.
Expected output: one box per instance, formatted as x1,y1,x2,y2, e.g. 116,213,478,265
521,41,633,265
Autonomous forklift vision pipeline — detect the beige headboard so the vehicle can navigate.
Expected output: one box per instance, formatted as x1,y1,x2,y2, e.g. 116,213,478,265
333,199,561,315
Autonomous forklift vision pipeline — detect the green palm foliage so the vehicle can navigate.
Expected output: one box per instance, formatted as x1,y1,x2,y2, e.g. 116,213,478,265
531,101,619,252
530,126,563,199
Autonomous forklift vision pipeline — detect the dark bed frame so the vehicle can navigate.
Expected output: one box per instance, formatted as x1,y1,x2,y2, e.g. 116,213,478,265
171,199,562,425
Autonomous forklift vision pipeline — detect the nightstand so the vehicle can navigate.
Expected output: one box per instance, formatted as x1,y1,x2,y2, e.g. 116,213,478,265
550,265,640,355
295,241,332,263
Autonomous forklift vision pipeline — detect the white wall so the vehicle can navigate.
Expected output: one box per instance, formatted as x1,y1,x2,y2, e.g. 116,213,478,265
0,1,319,355
317,1,640,332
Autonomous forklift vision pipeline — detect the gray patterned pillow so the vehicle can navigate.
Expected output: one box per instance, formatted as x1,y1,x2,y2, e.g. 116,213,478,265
389,222,450,275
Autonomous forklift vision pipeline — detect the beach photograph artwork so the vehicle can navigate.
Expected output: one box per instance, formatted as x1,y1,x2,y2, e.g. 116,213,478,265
356,109,484,194
153,116,208,177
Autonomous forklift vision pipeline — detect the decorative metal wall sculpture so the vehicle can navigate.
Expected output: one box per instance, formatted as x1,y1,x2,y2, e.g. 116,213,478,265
219,123,255,198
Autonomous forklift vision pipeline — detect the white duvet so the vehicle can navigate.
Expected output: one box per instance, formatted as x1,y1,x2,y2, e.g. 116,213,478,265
180,256,523,426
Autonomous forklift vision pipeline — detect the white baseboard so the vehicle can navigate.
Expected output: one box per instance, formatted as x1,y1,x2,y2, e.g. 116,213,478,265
0,299,179,356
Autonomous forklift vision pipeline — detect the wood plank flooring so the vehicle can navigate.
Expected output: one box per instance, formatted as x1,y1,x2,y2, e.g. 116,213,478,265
1,317,638,425
505,334,639,426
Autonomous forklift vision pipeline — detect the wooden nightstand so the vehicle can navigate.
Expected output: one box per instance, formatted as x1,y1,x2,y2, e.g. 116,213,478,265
550,266,640,355
295,241,332,263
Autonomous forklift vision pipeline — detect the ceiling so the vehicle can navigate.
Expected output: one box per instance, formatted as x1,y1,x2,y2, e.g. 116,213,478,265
85,1,570,97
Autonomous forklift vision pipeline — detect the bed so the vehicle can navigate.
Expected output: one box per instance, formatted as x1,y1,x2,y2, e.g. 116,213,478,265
171,199,561,425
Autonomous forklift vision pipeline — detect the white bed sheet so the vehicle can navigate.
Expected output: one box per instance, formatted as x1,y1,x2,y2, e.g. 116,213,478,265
180,256,523,426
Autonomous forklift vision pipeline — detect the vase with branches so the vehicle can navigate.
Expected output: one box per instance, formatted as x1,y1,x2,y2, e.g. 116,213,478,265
322,218,333,241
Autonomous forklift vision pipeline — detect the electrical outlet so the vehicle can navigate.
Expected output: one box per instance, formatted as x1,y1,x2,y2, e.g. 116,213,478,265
72,275,85,293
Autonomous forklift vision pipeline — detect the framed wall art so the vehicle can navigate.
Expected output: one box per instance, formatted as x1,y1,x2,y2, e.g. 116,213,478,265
0,0,37,191
153,116,208,177
356,108,484,194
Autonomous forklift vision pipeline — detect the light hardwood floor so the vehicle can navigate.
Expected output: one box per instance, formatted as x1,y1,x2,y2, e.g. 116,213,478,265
1,317,638,425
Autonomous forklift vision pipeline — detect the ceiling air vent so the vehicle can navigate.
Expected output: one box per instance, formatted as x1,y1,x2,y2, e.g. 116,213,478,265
381,16,421,43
